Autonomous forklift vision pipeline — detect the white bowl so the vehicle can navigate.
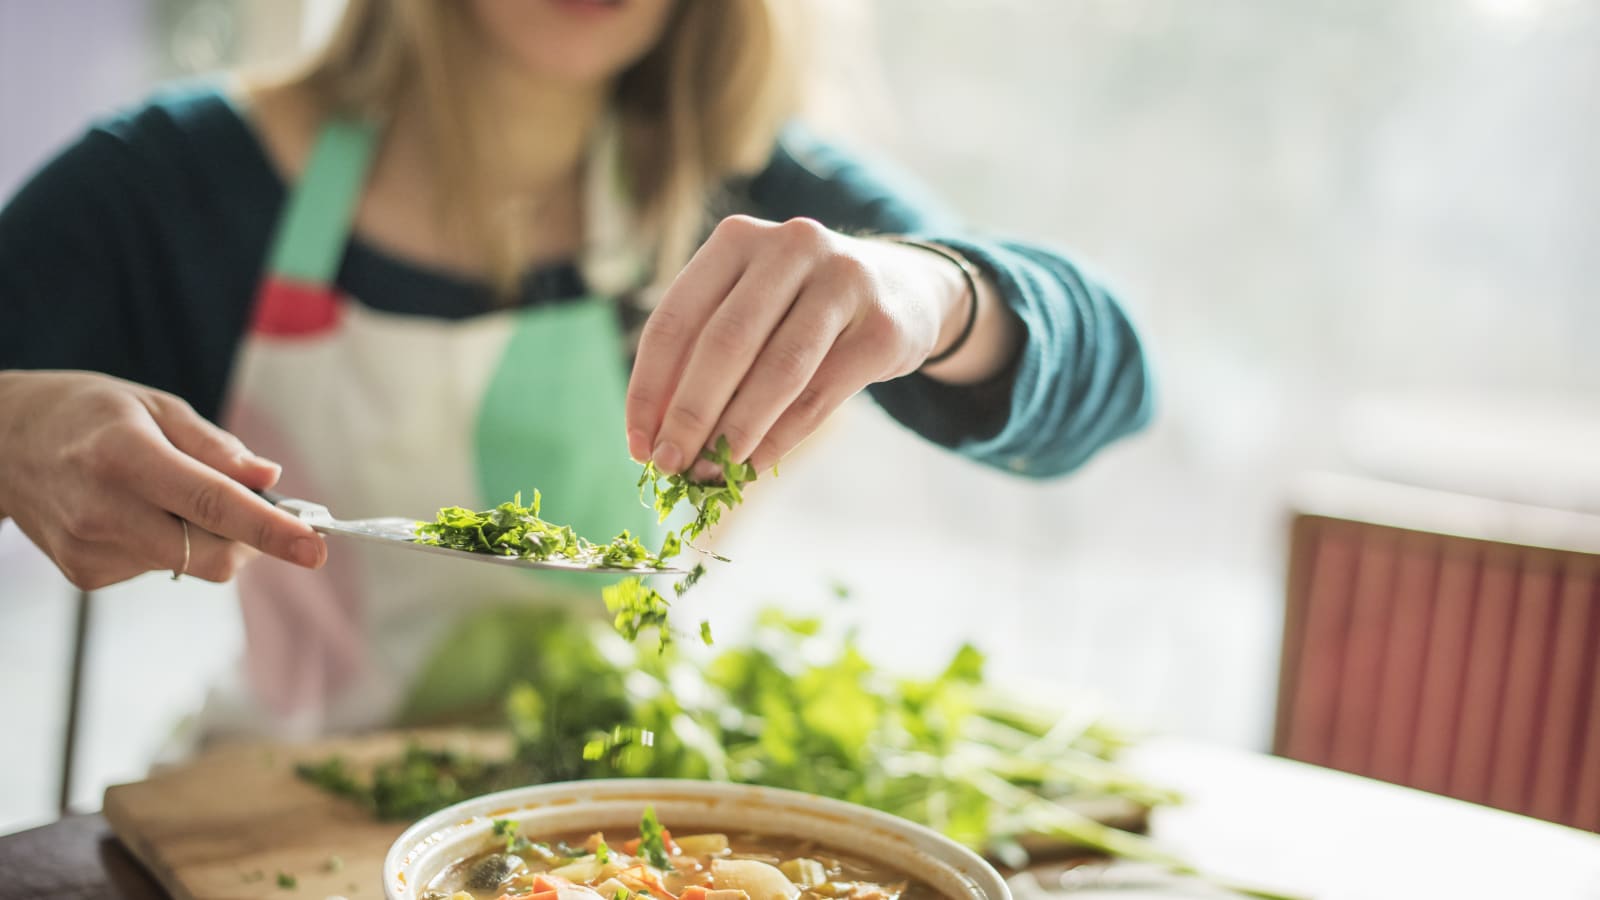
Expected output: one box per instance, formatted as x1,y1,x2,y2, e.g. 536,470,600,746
384,779,1011,900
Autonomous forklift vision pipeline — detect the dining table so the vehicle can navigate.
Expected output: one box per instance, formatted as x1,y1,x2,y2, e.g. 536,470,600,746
2,738,1597,900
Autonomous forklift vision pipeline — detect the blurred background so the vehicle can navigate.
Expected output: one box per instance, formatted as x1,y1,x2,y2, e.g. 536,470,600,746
2,0,1596,835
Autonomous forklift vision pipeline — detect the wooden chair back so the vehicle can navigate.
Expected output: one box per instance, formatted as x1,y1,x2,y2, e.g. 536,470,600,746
1275,473,1600,830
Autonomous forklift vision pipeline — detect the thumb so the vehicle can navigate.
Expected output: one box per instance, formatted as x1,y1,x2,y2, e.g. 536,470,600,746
146,393,282,491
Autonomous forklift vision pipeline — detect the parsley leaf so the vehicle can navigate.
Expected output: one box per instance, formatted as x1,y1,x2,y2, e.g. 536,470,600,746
492,817,518,852
638,806,671,869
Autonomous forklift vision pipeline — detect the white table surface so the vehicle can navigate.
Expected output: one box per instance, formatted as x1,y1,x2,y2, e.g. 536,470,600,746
1019,739,1600,899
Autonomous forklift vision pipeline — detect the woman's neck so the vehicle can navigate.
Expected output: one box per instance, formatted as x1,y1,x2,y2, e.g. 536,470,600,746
462,55,611,199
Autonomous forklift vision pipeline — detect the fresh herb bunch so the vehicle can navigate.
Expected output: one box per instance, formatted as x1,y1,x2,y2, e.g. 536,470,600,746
298,608,1183,869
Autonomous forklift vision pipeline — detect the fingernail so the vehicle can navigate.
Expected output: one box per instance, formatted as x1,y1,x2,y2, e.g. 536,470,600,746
653,441,684,473
241,451,280,470
627,429,651,463
691,459,721,482
291,536,323,568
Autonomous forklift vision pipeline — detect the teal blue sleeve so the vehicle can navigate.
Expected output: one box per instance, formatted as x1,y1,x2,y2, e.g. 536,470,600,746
743,126,1154,478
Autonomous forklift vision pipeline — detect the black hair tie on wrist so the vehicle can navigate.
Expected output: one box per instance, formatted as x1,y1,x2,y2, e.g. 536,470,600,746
889,237,981,368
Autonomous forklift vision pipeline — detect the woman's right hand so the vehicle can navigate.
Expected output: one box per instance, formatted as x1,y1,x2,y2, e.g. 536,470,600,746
0,370,327,590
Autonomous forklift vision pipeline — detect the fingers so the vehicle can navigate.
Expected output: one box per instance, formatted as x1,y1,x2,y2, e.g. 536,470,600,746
116,436,326,569
144,392,282,490
117,503,258,582
692,285,849,478
625,216,758,464
747,348,879,474
649,260,813,476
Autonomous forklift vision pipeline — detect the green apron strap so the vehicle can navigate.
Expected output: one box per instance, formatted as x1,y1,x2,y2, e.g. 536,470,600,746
264,118,381,284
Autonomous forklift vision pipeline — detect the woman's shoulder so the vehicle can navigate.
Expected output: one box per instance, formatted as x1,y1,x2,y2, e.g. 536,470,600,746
73,75,327,194
87,80,256,167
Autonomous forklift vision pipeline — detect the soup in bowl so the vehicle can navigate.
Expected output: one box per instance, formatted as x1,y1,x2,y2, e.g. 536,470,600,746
385,780,1009,900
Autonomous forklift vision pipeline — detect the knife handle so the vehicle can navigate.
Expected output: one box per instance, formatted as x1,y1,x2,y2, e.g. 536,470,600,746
257,488,288,507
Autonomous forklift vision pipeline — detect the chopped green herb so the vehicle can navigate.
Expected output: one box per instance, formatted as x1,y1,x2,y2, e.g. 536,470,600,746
492,817,520,852
638,806,671,869
637,435,757,545
325,855,344,873
417,435,757,646
699,620,713,645
673,562,707,598
614,890,632,900
603,577,672,650
276,871,297,890
595,837,611,864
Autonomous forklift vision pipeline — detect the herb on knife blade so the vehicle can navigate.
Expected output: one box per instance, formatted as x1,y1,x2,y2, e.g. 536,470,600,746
414,434,760,647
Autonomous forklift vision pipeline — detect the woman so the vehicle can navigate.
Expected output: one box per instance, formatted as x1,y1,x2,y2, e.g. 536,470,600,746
0,0,1151,737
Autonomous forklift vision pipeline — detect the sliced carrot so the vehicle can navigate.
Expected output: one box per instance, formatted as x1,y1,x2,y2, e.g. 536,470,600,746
532,875,572,893
680,886,710,900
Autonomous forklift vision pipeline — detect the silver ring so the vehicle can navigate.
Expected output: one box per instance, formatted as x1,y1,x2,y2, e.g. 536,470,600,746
172,517,190,581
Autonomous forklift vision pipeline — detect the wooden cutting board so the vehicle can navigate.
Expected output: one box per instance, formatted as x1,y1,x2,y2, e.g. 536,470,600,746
104,731,1147,900
104,730,510,900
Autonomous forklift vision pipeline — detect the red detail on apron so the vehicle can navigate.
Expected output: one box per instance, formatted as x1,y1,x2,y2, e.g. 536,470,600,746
251,276,344,336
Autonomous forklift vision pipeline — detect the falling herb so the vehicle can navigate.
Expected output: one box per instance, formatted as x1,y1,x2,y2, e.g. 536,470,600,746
699,620,713,646
637,806,671,869
595,837,611,864
276,871,297,890
325,855,344,874
603,577,672,650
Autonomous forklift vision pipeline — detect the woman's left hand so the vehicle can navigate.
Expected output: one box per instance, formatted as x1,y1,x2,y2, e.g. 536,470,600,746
626,215,1016,479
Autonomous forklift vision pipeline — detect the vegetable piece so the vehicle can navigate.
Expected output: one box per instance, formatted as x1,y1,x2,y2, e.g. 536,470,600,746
705,892,752,900
672,834,730,857
778,860,826,888
276,871,297,889
616,865,680,900
679,888,710,900
550,857,612,884
635,807,672,869
709,860,799,900
466,853,527,890
492,818,518,852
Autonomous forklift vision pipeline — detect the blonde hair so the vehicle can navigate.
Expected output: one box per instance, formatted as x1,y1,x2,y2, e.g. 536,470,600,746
292,0,804,295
